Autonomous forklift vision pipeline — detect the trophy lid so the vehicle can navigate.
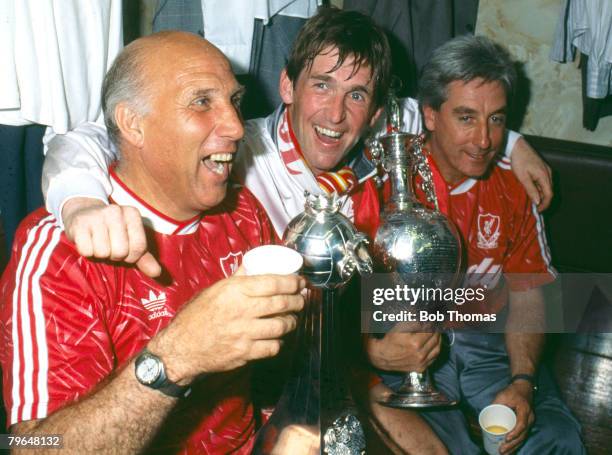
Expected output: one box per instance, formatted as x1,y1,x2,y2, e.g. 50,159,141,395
304,191,341,215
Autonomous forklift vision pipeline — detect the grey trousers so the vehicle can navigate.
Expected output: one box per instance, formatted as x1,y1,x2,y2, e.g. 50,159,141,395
380,333,586,454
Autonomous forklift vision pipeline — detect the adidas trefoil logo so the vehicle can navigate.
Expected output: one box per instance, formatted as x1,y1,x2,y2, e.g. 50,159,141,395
141,290,171,320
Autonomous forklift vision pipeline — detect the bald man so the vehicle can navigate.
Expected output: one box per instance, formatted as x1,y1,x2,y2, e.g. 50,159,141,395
0,32,305,453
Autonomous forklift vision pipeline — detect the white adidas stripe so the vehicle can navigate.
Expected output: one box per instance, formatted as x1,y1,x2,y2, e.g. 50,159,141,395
9,218,49,424
531,204,557,277
10,216,60,424
31,227,61,420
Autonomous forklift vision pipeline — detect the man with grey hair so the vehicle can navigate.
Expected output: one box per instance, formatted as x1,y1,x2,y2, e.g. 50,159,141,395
0,31,305,453
372,35,585,454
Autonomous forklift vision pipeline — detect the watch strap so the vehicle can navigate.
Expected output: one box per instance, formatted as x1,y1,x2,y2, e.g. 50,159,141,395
157,380,191,399
510,373,538,391
136,349,191,398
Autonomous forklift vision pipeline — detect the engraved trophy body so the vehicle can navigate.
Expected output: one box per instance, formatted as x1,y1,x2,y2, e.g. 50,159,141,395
369,94,462,408
252,193,372,454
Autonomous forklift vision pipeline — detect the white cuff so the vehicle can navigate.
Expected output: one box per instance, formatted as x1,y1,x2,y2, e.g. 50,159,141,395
504,130,522,158
46,174,110,229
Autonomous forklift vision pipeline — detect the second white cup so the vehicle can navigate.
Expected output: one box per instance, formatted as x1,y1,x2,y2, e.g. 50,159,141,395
243,245,303,276
478,404,517,454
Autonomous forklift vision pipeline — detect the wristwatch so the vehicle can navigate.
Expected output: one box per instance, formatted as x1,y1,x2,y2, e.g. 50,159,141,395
135,349,191,398
510,373,538,392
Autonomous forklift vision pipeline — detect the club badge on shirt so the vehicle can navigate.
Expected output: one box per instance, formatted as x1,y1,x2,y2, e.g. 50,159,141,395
477,213,501,249
219,251,243,277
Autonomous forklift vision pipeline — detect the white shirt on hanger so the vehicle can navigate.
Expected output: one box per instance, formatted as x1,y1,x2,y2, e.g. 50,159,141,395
201,0,320,74
0,0,123,133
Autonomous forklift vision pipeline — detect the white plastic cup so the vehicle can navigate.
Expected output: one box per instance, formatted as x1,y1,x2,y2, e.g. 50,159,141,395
478,404,517,454
242,245,303,276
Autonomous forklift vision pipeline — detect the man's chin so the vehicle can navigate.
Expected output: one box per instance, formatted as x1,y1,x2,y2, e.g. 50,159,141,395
310,154,350,175
468,164,495,180
197,187,228,212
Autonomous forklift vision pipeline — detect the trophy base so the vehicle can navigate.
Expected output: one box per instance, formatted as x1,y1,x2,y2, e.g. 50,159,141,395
379,390,458,409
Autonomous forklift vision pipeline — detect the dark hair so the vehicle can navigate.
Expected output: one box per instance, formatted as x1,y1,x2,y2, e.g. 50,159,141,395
418,35,517,111
285,6,392,109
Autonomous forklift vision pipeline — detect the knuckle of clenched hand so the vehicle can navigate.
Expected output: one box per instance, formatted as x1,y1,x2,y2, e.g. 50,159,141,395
76,244,90,257
94,246,111,258
106,204,122,218
110,250,127,261
124,205,139,216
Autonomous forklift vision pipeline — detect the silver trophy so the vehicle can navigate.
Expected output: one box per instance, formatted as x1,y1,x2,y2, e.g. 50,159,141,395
252,192,372,455
369,92,462,408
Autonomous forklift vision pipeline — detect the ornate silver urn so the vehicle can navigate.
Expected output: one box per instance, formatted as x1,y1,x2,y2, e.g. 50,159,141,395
252,192,372,454
369,96,462,408
372,133,461,287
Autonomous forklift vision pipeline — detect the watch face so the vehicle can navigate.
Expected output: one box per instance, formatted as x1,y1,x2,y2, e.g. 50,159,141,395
136,355,161,385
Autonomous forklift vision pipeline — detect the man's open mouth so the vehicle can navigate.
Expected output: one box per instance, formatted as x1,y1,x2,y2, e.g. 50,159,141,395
202,153,233,175
314,125,342,139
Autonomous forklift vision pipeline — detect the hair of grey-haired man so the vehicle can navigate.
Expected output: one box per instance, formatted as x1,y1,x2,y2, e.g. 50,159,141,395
417,34,517,112
101,40,152,147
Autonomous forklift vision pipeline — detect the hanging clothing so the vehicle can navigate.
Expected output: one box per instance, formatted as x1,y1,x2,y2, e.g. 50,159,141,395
152,0,319,117
580,52,612,131
0,0,122,256
0,125,45,255
247,13,306,117
551,0,612,130
0,0,123,132
153,0,321,74
343,0,479,97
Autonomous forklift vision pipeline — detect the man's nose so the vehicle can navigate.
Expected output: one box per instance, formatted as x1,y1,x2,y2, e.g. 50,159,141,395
474,122,491,150
327,94,346,124
218,104,245,141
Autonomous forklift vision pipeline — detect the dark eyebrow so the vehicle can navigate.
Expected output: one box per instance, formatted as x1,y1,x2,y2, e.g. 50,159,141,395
309,74,370,95
452,106,507,115
452,106,478,115
310,74,333,82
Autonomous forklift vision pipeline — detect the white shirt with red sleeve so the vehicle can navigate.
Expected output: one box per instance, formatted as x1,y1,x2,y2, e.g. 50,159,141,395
0,170,275,454
414,154,557,316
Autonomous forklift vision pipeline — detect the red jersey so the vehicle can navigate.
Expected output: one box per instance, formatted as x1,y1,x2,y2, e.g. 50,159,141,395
0,171,275,454
413,154,557,315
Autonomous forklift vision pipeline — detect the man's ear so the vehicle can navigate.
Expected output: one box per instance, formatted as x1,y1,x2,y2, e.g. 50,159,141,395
279,69,295,105
115,102,145,148
368,106,384,128
422,105,437,132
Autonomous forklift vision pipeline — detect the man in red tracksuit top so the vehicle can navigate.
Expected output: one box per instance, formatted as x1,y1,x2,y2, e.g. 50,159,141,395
373,35,584,455
0,32,306,454
413,152,556,318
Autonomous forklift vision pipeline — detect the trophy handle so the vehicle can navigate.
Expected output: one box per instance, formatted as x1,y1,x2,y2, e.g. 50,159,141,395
338,234,373,281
